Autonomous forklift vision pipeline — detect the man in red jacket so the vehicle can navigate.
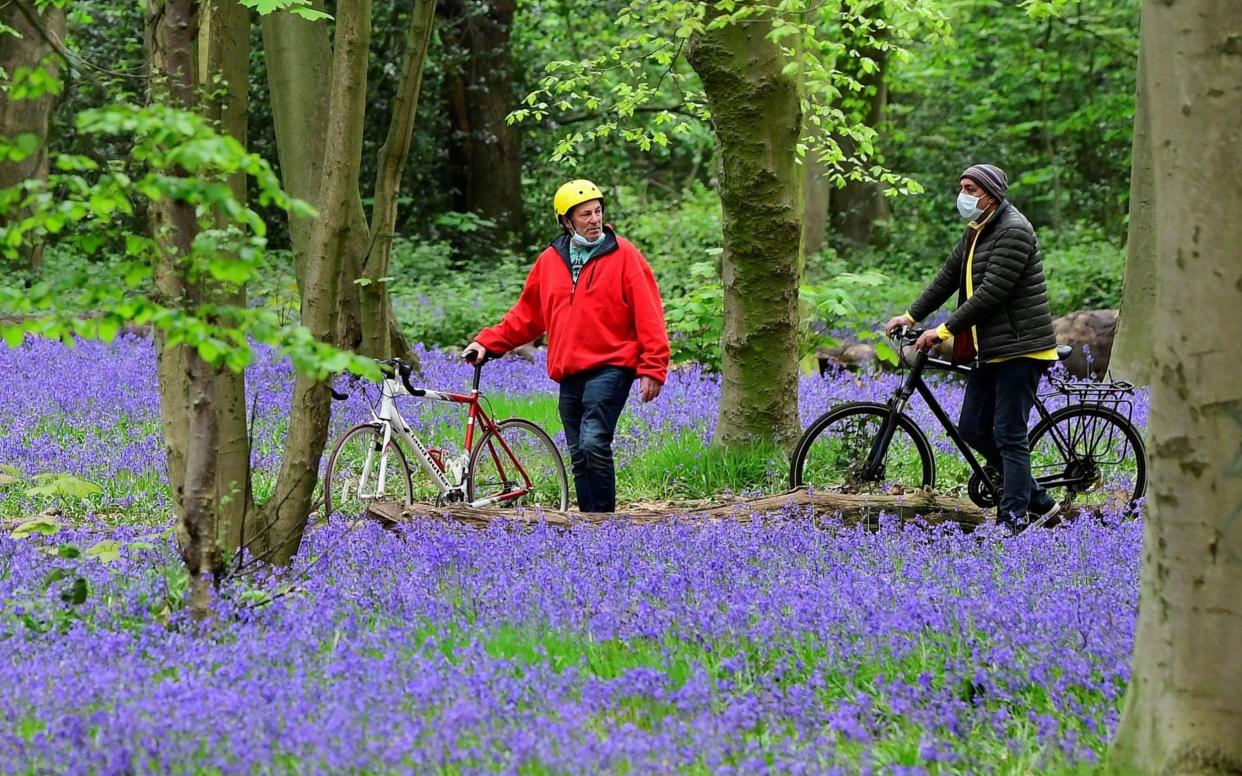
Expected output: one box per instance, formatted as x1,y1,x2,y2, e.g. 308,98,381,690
463,180,670,513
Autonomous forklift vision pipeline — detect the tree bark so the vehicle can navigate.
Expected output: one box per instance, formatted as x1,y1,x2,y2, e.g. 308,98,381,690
1109,37,1156,386
197,0,255,553
439,0,524,240
1110,2,1242,772
260,2,407,360
362,0,437,359
256,0,373,564
0,0,64,271
688,4,803,449
148,0,221,621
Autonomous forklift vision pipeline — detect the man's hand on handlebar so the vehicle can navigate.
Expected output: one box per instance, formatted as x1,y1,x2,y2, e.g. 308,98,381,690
883,314,914,337
462,341,488,363
914,329,943,352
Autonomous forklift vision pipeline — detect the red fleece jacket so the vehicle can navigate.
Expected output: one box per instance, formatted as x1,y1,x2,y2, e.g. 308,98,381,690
476,229,670,384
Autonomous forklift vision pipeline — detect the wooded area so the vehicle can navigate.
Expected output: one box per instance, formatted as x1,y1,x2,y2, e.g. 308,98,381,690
2,0,1240,772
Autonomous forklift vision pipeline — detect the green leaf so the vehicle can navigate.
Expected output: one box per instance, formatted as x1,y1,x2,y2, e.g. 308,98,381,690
11,514,61,539
85,540,123,564
60,577,89,606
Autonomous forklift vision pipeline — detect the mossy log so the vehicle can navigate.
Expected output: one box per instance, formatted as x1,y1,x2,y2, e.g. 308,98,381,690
365,488,987,530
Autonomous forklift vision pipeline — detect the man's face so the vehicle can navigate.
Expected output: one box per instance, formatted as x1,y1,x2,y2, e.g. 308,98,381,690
959,178,994,211
566,199,604,239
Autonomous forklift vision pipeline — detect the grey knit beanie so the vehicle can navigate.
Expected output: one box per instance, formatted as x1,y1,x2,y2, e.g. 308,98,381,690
961,164,1009,202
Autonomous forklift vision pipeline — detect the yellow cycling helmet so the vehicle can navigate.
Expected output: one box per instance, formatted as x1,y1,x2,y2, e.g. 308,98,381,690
553,179,605,218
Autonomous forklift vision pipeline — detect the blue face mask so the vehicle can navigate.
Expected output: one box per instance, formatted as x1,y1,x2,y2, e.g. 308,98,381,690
957,192,984,221
571,228,605,248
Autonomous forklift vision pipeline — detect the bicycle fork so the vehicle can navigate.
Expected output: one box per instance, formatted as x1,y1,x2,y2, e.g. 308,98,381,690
861,387,916,482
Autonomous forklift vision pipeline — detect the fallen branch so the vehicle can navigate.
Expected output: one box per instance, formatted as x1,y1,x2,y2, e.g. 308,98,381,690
365,487,987,530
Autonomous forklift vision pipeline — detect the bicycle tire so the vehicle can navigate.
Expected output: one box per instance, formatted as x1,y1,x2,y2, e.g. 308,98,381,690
789,401,936,494
1029,404,1147,515
323,423,414,518
467,418,569,511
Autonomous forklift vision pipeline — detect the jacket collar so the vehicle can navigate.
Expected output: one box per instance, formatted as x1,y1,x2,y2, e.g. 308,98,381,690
968,200,1010,237
551,224,620,268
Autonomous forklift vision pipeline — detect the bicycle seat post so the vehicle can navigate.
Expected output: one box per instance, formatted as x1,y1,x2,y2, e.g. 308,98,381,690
471,361,483,393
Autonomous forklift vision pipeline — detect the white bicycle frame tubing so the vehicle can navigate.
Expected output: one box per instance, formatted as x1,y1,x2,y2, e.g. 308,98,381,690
367,376,524,509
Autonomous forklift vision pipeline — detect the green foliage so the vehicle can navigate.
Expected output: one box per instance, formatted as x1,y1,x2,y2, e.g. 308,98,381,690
663,261,723,369
0,102,380,383
1041,231,1125,313
882,0,1139,237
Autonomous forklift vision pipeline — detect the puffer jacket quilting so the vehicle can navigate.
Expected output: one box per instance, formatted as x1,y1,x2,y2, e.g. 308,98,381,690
908,201,1056,360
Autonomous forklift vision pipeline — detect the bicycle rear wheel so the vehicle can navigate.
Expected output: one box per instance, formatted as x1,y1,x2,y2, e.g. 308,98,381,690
323,423,414,518
467,418,569,511
1029,405,1146,515
790,401,935,494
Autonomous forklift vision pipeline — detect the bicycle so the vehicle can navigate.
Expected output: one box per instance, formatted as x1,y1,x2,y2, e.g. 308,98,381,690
789,327,1146,517
322,353,569,518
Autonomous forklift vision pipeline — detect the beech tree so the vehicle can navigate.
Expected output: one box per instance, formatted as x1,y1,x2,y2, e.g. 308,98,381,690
1110,1,1242,771
261,0,436,361
0,0,64,271
1109,33,1155,385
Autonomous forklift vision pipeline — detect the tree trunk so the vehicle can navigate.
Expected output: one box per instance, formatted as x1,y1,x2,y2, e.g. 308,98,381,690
0,0,64,271
259,8,331,286
148,0,221,622
688,4,803,449
361,0,437,360
1110,2,1242,772
255,0,372,564
826,3,890,251
1109,37,1155,386
439,0,524,240
260,3,403,359
196,0,255,553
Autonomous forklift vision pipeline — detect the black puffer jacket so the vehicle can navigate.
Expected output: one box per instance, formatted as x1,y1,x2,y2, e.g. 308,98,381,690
908,201,1056,361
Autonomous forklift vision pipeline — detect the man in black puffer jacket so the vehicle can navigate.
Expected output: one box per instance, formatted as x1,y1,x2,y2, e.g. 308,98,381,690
884,164,1060,534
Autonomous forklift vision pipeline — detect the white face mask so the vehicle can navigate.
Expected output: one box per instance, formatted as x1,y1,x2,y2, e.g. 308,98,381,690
571,228,605,248
957,192,984,221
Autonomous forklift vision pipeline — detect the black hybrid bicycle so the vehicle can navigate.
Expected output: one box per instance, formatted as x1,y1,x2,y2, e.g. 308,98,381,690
789,328,1146,515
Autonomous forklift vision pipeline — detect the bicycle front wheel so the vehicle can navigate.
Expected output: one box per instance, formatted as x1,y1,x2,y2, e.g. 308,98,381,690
324,423,413,518
790,401,935,494
1029,405,1146,515
467,418,569,511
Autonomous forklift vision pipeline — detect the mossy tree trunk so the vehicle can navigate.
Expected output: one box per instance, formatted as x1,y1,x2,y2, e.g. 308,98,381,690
1110,2,1242,772
0,0,64,272
688,3,803,449
1109,34,1155,385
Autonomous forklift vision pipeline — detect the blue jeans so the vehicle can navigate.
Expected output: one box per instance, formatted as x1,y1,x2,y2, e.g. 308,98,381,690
958,358,1052,524
558,366,634,513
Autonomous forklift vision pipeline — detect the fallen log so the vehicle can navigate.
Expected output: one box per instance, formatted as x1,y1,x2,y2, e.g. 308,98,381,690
365,487,988,530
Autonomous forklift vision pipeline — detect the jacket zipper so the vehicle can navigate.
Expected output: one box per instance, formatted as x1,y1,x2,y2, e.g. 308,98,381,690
569,255,601,306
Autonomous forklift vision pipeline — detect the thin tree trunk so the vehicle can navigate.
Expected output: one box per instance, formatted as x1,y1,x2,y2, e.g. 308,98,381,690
148,0,220,621
362,0,437,359
0,0,64,271
198,0,255,552
1110,2,1242,772
259,7,331,286
1109,38,1155,386
257,0,372,564
688,3,803,449
439,0,524,241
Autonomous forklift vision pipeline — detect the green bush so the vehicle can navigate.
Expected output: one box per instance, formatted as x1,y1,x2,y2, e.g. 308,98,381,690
1041,232,1125,314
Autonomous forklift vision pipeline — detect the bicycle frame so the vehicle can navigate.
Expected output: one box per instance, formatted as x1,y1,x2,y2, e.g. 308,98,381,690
361,364,538,508
864,345,1065,494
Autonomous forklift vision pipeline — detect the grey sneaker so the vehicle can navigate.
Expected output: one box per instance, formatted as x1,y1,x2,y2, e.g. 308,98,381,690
1027,497,1062,530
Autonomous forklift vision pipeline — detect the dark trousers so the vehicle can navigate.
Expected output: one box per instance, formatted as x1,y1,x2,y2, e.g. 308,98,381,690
558,366,634,513
958,358,1050,523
